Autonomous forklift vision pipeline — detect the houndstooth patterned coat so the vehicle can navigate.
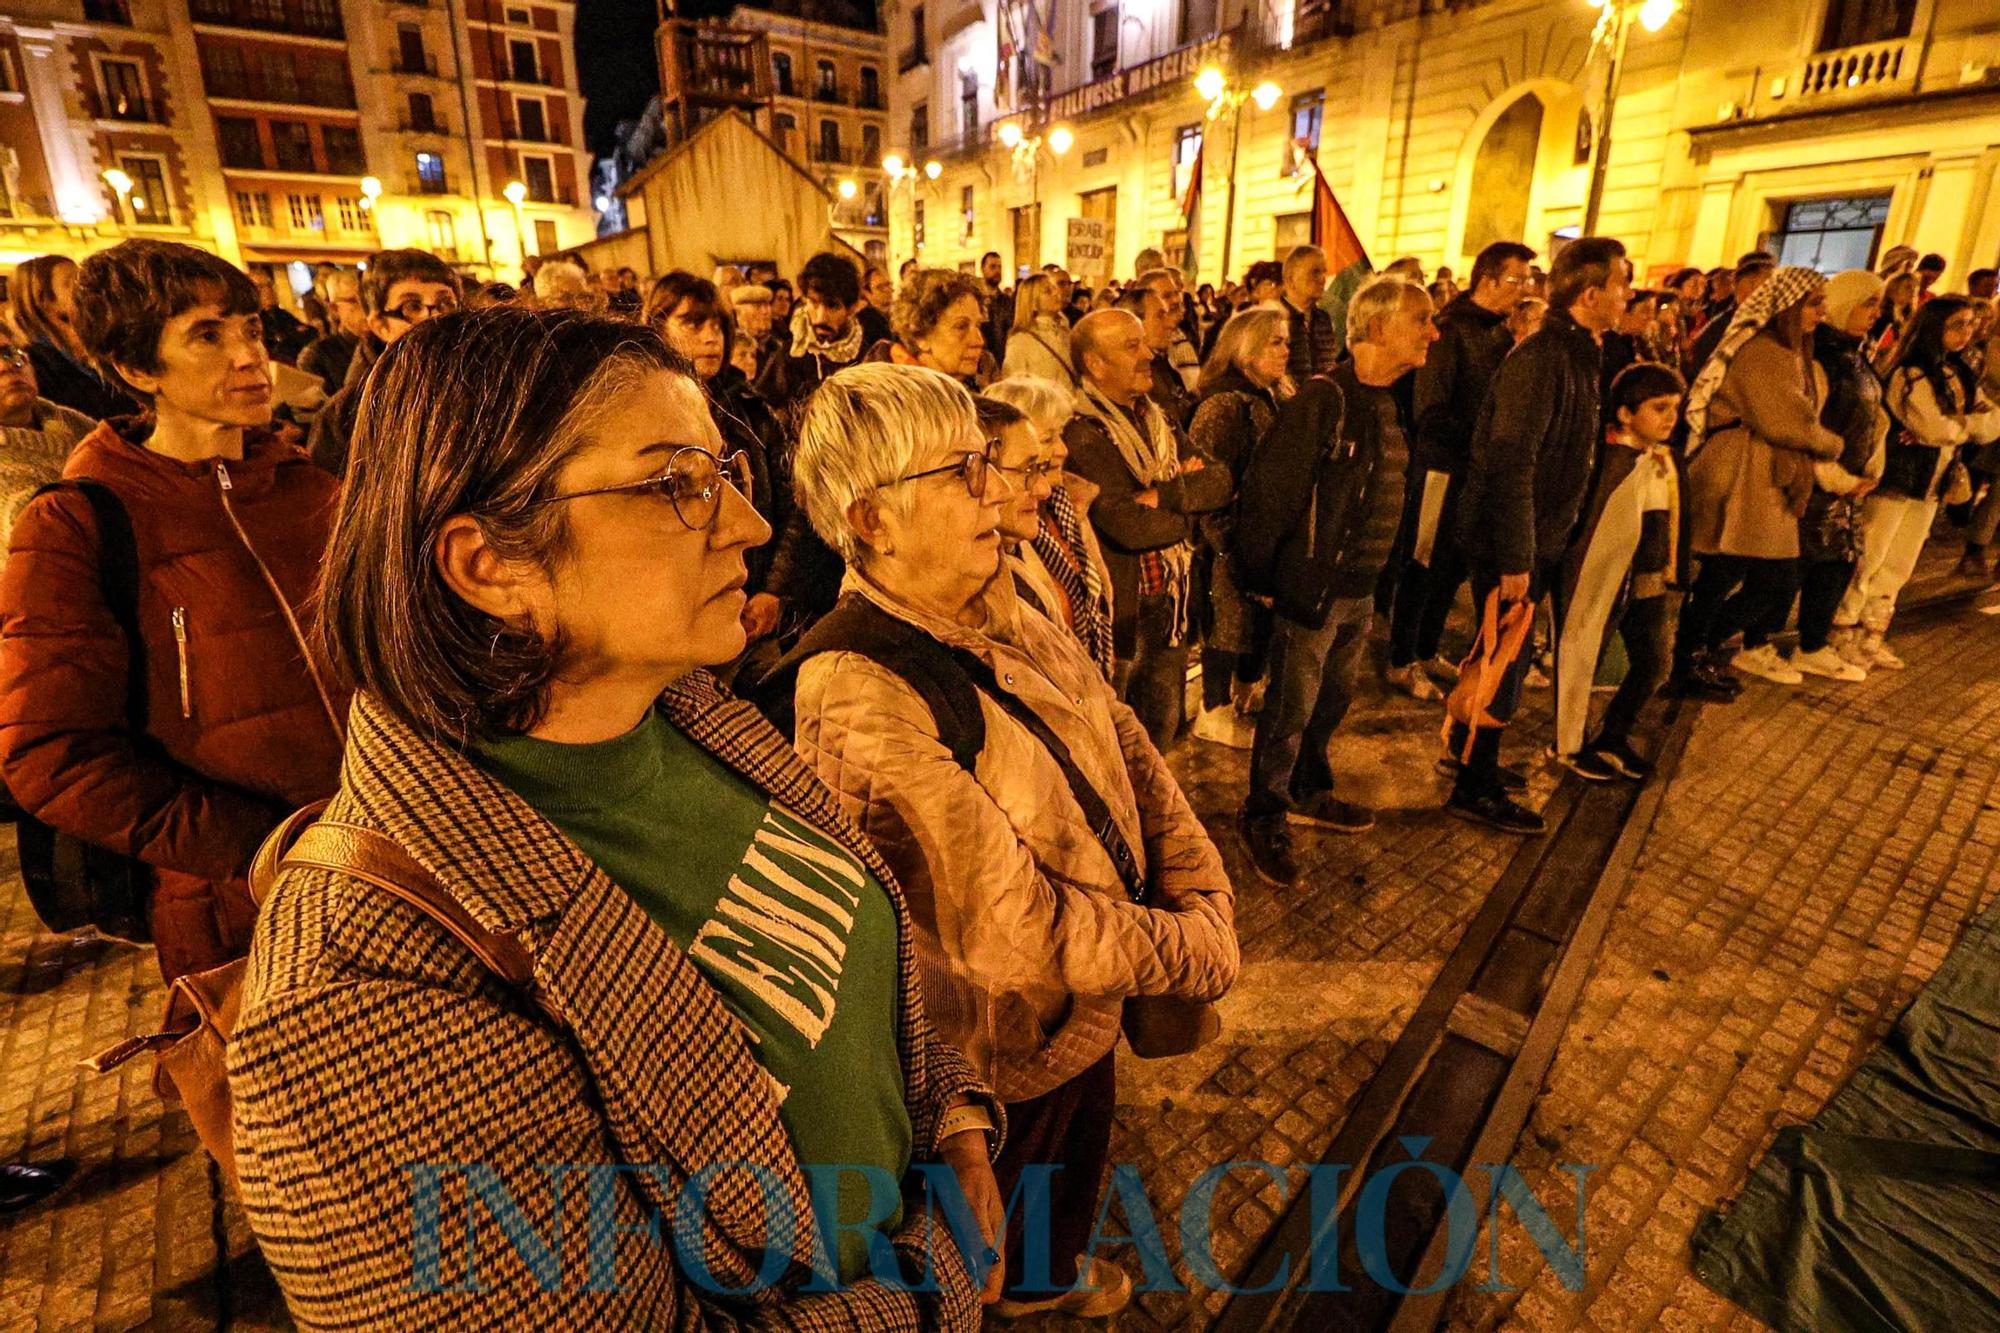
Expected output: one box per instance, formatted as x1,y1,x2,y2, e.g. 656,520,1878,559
228,674,1000,1330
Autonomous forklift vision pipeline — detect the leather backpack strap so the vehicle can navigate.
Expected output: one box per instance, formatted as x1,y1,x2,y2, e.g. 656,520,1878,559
281,820,536,988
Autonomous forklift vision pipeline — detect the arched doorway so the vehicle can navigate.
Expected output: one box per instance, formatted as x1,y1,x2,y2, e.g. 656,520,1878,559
1446,81,1589,269
1464,93,1544,258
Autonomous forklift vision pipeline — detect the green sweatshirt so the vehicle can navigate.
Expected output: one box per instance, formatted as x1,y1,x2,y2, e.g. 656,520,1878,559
473,708,911,1283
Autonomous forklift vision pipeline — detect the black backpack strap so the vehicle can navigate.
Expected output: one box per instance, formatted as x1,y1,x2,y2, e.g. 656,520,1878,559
944,648,1147,904
35,480,146,731
751,594,985,771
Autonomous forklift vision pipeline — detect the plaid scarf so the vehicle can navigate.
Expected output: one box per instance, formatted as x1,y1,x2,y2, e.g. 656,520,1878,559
1683,266,1825,460
1072,381,1194,644
1033,484,1115,679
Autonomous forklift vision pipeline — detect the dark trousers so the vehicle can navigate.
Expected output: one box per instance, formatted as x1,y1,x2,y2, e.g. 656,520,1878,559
993,1051,1116,1296
1115,594,1188,754
1675,554,1800,668
1246,598,1374,816
1594,594,1671,749
1796,558,1854,654
1387,476,1466,668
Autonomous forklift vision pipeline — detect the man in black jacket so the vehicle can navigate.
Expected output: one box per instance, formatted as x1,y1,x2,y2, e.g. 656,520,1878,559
1065,308,1233,752
1448,236,1631,834
1232,276,1437,885
1281,245,1339,382
1385,240,1536,701
1685,251,1773,378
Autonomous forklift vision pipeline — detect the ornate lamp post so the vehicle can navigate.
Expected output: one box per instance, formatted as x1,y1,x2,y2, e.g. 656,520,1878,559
503,179,529,271
1581,0,1680,235
1194,66,1281,283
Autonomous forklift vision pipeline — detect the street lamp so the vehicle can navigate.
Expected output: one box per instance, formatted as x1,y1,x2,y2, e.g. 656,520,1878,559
503,179,529,268
1582,0,1681,234
924,160,942,180
838,178,858,200
359,175,382,209
1046,125,1073,156
102,168,132,226
1195,67,1283,283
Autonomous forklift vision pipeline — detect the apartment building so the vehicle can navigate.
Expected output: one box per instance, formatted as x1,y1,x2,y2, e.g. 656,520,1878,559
1,0,595,283
887,0,2000,286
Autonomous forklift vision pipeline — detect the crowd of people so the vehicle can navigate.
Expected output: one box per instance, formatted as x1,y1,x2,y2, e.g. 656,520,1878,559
0,224,1994,1324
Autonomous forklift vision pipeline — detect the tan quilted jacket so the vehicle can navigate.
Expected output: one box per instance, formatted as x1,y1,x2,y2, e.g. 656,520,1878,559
794,573,1239,1103
229,677,999,1331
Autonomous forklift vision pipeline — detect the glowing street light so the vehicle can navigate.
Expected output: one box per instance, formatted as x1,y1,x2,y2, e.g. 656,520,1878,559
838,178,858,199
1047,125,1074,155
1194,66,1227,103
997,121,1024,149
1192,70,1283,280
1582,0,1680,231
924,160,942,180
882,153,906,176
503,179,527,206
1251,80,1282,111
1637,0,1678,31
359,175,382,212
102,167,133,223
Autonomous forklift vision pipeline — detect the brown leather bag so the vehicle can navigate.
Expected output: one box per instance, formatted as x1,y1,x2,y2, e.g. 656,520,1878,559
85,801,534,1190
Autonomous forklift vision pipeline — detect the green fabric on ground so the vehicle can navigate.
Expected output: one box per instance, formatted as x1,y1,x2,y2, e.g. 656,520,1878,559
473,709,913,1283
1689,886,2000,1330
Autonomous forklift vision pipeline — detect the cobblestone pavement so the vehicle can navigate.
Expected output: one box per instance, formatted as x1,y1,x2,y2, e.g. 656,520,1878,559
1,553,1993,1332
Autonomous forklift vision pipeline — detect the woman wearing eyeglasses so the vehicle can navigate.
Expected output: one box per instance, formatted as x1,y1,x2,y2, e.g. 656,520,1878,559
231,309,1007,1328
782,363,1239,1320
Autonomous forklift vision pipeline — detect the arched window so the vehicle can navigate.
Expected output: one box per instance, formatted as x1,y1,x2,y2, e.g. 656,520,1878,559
1464,93,1543,258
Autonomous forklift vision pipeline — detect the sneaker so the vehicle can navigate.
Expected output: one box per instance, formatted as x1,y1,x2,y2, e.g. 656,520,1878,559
1592,739,1653,781
991,1257,1135,1320
1700,652,1745,693
1287,793,1376,833
1791,646,1867,682
1663,669,1737,702
1434,753,1528,792
1444,788,1547,835
1386,661,1443,701
1191,703,1255,749
1423,655,1461,685
1866,635,1906,670
1549,746,1621,783
1730,644,1803,685
1237,810,1299,886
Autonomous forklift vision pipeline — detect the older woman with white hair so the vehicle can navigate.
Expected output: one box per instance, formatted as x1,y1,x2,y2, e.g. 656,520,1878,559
1188,307,1292,747
774,362,1238,1320
983,374,1116,677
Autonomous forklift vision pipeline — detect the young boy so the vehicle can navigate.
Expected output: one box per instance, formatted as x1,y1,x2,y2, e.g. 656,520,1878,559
1550,361,1686,782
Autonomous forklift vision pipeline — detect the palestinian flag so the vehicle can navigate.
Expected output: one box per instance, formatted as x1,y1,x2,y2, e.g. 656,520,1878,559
1309,154,1371,277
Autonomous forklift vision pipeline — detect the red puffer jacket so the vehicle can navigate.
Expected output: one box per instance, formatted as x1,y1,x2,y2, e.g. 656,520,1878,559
0,419,348,980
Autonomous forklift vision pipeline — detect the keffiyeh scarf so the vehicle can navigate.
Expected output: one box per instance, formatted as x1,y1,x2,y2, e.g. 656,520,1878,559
1683,266,1826,460
788,302,865,365
1033,485,1116,679
1072,381,1195,644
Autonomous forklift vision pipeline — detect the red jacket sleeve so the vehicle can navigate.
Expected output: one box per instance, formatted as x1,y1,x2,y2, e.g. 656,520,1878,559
0,490,286,880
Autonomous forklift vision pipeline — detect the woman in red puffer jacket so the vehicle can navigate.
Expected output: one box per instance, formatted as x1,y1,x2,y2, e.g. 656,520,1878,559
0,241,347,982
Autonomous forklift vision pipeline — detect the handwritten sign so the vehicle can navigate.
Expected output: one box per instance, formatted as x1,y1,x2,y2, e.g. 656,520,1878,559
1066,217,1108,285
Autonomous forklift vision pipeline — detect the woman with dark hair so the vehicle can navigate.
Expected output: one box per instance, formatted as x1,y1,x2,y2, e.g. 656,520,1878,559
1834,295,2000,665
8,254,139,420
869,268,988,384
0,240,346,981
647,271,791,644
1795,271,1887,681
231,307,1004,1328
1673,267,1844,692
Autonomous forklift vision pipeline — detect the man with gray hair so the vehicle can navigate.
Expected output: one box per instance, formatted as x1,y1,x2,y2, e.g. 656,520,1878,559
1065,308,1233,751
531,256,600,313
1231,276,1438,885
1282,244,1338,381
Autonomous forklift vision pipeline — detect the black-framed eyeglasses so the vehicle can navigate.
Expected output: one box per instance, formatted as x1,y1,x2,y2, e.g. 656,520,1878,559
386,295,459,323
885,437,1001,499
523,445,754,532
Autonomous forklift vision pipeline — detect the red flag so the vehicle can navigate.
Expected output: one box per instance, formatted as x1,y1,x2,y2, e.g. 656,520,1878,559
1309,156,1370,275
1178,140,1202,280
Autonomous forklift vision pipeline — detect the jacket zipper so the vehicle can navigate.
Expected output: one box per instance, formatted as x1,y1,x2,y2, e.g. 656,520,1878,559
212,460,346,744
171,607,191,719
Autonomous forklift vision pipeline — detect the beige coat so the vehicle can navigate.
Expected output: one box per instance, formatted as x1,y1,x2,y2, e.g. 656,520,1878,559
1689,330,1845,559
794,573,1238,1103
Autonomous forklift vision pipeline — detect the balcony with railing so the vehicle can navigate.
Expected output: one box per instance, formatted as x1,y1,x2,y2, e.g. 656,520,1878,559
522,181,576,206
392,51,441,77
1789,37,1916,104
496,119,557,144
189,0,345,40
82,0,134,25
400,112,447,134
897,41,929,74
664,24,768,104
814,84,844,104
203,68,357,108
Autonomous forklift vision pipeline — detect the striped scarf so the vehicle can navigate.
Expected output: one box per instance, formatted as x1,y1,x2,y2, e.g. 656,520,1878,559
1033,484,1115,678
1072,381,1194,643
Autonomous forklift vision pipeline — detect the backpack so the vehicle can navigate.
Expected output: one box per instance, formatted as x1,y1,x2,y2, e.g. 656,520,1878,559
86,801,536,1190
13,480,154,942
751,594,1216,1056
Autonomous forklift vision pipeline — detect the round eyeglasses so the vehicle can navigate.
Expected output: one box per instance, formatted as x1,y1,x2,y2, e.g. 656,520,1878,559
522,445,753,532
